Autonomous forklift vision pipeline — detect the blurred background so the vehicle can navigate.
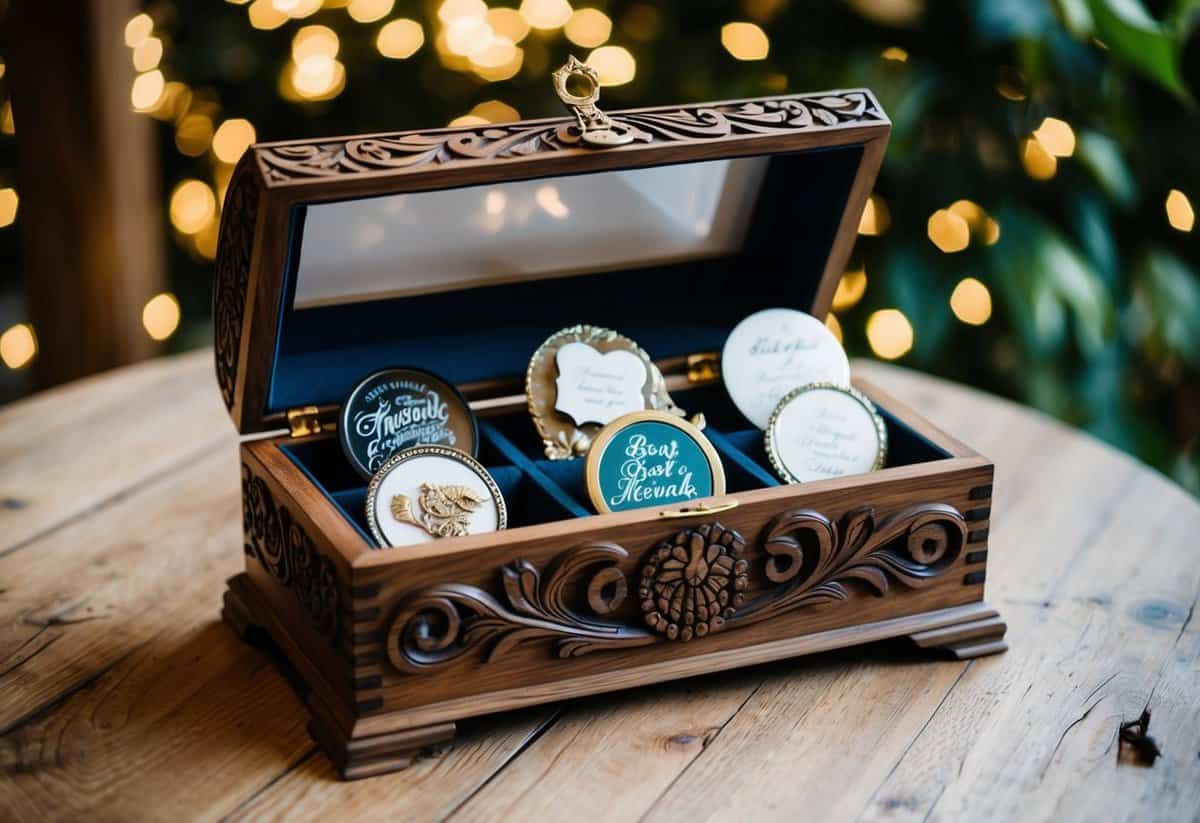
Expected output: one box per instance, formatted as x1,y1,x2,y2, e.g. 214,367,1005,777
0,0,1196,492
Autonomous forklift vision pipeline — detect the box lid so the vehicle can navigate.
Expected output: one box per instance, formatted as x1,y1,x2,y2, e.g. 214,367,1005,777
213,86,889,435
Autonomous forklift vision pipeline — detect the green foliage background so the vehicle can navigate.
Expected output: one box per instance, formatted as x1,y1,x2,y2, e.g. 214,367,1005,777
152,0,1200,492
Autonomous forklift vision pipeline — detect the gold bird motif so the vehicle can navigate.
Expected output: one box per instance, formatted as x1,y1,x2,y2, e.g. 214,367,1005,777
391,483,485,539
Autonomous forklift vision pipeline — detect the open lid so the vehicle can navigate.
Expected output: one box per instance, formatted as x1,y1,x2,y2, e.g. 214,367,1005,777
213,73,889,435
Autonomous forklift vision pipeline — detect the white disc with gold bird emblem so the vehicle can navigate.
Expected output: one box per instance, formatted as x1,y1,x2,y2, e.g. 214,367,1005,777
365,445,507,548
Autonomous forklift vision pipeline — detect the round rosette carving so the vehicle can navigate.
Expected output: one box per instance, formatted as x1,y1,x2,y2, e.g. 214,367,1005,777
639,522,748,641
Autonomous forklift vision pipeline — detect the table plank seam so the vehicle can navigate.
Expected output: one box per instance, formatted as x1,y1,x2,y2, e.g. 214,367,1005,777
438,708,564,822
632,679,767,823
0,434,228,560
0,646,137,737
854,660,973,821
217,746,321,822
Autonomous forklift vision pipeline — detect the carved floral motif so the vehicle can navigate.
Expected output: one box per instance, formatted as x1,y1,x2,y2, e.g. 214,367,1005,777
254,92,884,183
639,523,748,641
242,464,341,642
384,503,967,674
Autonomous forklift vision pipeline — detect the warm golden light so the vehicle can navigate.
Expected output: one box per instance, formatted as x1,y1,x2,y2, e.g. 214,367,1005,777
292,25,340,61
152,81,192,121
983,217,1000,245
487,7,530,42
947,200,1001,245
535,184,570,219
1166,189,1194,232
1,102,13,135
586,45,636,86
175,114,214,157
0,59,6,80
292,56,347,100
446,16,494,57
484,190,507,215
521,0,573,30
0,188,18,228
434,30,473,71
881,46,908,61
472,46,524,81
194,217,221,260
565,8,612,47
0,324,37,370
948,199,984,229
471,36,518,69
142,293,181,342
950,277,992,325
169,179,217,235
721,22,770,60
927,209,970,253
449,114,489,127
866,309,913,360
212,118,257,163
125,13,154,48
347,0,394,23
825,312,843,344
439,0,487,22
1021,137,1057,180
275,0,323,17
130,70,166,111
470,100,520,123
832,267,867,311
376,19,424,59
858,193,890,235
132,37,163,72
1033,117,1075,158
248,0,289,29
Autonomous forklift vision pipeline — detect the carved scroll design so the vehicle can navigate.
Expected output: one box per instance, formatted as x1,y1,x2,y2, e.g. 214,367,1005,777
242,464,341,642
256,92,884,183
386,543,655,674
384,503,964,674
725,504,966,630
213,153,260,411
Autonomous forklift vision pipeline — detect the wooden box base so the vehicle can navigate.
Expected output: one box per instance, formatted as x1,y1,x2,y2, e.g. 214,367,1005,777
223,570,1004,779
225,379,1005,780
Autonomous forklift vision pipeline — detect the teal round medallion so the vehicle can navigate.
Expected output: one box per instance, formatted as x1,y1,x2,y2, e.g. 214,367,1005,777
588,414,722,513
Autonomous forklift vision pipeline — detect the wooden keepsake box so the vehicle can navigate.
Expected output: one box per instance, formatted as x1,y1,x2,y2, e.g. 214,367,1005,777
215,80,1005,780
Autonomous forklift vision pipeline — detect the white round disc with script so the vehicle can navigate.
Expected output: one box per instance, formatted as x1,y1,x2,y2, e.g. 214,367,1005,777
365,446,505,548
765,384,887,484
721,308,851,429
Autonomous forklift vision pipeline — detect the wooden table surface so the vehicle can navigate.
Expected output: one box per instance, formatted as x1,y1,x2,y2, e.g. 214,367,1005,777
1,350,1197,822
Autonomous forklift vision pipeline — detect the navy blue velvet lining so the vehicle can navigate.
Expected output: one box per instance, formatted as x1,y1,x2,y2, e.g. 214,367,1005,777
266,146,865,415
276,387,953,547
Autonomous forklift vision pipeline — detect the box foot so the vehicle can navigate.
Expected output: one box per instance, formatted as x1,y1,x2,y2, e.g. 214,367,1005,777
222,572,266,644
909,605,1007,659
307,695,457,780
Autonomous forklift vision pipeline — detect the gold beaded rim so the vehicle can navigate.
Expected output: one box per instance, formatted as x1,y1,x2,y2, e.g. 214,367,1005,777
364,444,508,548
763,382,888,485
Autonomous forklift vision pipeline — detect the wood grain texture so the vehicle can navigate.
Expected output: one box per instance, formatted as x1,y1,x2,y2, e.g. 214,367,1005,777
1,355,1196,821
0,350,227,555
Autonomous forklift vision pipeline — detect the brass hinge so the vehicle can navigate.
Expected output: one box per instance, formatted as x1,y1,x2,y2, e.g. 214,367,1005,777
287,405,327,438
686,352,721,384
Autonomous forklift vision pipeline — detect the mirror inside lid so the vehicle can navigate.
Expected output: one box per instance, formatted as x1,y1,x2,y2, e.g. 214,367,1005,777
213,73,889,435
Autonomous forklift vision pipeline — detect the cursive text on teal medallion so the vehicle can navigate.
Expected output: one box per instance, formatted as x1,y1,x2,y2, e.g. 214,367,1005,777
595,421,714,512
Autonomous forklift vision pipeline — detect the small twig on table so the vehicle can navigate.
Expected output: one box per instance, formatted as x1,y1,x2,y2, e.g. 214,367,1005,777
1117,708,1162,766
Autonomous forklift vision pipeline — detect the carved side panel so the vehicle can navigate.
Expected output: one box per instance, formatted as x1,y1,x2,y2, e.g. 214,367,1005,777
254,92,886,183
212,153,261,411
384,502,967,675
242,463,341,643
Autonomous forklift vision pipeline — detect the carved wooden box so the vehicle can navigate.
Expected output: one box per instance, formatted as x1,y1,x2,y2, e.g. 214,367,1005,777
215,88,1005,780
